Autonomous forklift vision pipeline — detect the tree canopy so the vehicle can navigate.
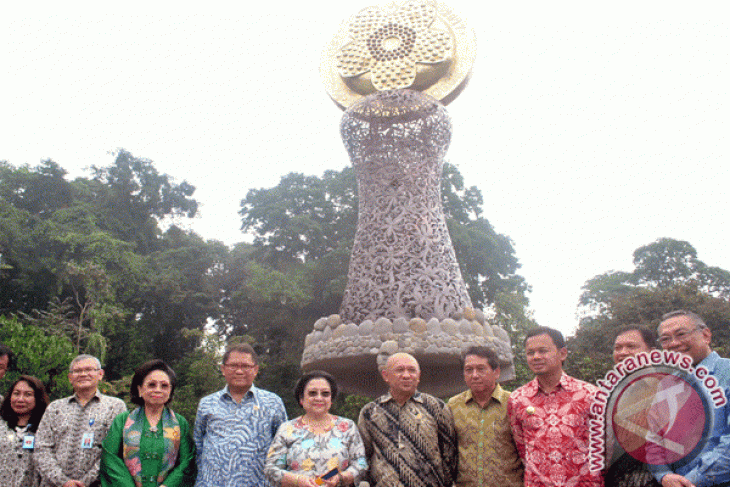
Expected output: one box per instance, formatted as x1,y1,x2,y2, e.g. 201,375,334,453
235,163,535,402
568,238,730,382
1,154,533,420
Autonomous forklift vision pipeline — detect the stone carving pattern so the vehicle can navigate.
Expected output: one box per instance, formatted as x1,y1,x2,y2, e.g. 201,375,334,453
338,90,472,323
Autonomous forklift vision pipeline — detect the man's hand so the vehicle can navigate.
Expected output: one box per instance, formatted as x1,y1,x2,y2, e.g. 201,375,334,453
661,474,695,487
62,481,85,487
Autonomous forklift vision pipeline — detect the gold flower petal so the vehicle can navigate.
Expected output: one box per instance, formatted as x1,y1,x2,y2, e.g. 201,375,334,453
370,56,418,91
348,6,388,40
337,40,372,77
409,28,452,64
392,0,438,32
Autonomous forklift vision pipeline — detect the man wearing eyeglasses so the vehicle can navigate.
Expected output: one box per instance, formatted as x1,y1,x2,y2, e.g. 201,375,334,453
194,343,287,487
652,310,730,487
34,354,126,487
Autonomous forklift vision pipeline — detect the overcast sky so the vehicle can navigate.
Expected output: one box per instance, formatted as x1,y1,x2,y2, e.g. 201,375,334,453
2,1,727,336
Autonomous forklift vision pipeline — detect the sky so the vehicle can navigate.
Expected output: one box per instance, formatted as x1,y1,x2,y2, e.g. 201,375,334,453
2,1,728,337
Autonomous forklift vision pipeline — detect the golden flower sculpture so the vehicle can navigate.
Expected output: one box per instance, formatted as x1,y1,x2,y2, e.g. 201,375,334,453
321,0,476,108
337,0,453,91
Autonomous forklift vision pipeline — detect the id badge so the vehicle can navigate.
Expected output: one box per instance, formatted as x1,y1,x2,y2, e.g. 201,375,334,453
81,432,94,449
23,435,35,449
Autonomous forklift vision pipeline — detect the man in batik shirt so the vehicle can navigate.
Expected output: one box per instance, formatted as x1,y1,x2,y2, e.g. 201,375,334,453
194,343,287,487
448,345,523,487
34,354,126,487
358,352,458,487
508,327,603,487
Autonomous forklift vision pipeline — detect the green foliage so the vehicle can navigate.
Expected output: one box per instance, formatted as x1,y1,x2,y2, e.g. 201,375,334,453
334,394,372,422
570,238,730,382
160,330,227,425
235,163,532,406
1,153,221,384
0,315,75,399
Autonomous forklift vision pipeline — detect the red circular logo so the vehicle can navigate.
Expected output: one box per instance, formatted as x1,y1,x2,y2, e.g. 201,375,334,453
611,371,709,465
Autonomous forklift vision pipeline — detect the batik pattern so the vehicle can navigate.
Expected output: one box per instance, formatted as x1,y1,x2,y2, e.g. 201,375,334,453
194,385,287,487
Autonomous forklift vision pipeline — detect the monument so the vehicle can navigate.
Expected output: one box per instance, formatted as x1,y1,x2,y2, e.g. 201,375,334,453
301,0,515,397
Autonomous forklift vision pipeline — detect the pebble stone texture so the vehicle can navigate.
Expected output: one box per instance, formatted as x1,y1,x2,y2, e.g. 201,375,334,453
302,90,515,397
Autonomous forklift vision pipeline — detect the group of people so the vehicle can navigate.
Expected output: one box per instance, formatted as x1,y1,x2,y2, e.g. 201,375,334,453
0,308,727,487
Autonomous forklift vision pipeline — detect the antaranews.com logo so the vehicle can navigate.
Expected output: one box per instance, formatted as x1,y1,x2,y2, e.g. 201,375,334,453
589,350,727,473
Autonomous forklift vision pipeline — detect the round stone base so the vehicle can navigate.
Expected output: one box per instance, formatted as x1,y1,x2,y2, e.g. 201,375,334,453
301,312,514,397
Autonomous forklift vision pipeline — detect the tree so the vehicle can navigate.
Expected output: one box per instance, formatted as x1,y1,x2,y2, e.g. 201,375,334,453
232,164,532,408
569,238,730,382
580,238,730,315
1,153,222,383
238,163,528,311
0,315,76,398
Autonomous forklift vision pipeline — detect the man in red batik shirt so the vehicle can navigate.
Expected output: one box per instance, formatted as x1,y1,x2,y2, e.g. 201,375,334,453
508,326,603,487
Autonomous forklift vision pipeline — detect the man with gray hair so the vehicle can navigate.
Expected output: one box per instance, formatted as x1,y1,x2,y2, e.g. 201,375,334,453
650,310,730,487
358,352,457,487
34,354,126,487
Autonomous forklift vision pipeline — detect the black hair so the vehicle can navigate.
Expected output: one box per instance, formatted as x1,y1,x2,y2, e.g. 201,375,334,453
222,343,259,365
461,346,500,370
294,370,338,406
0,343,14,370
614,325,657,349
130,359,176,406
0,375,49,432
524,326,566,349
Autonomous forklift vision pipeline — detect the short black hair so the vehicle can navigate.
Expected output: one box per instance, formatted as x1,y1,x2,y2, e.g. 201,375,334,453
614,325,657,349
0,375,49,432
294,370,338,406
0,343,14,369
130,359,176,406
222,343,258,366
524,326,565,349
461,346,500,370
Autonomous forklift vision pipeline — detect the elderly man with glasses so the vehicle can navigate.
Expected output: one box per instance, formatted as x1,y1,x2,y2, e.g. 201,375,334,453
34,354,126,487
651,310,730,487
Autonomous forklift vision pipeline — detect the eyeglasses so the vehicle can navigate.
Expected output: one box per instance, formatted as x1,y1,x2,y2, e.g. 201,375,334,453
658,326,702,346
70,367,100,375
306,390,331,398
223,363,256,371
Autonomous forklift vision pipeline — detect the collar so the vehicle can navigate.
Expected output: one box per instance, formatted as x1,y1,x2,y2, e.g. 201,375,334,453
699,350,720,368
465,384,506,405
69,389,102,404
377,390,422,405
523,373,578,397
222,384,257,401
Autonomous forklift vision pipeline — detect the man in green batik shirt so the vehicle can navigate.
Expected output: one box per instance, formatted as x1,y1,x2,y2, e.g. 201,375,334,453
448,346,524,487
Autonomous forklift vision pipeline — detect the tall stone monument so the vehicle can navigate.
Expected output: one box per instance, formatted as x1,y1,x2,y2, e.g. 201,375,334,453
301,0,515,397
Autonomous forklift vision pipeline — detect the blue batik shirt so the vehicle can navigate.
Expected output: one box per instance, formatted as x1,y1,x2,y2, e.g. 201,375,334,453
194,385,287,487
651,351,730,487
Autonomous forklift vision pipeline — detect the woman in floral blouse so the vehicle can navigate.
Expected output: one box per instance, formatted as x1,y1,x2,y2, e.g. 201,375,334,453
265,370,367,487
0,375,49,487
100,360,196,487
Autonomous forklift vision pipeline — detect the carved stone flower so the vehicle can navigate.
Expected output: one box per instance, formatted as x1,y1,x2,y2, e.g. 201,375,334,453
336,0,453,91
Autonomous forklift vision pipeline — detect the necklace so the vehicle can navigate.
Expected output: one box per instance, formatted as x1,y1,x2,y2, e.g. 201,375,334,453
301,414,333,431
